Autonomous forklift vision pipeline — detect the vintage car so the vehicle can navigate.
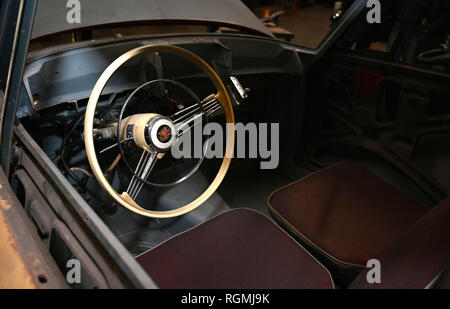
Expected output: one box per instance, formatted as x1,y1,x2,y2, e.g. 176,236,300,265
0,0,449,289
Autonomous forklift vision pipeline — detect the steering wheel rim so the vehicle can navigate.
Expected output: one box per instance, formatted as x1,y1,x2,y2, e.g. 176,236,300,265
84,45,235,218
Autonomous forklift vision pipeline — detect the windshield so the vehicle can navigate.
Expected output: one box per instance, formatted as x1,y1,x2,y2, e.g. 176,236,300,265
30,0,273,50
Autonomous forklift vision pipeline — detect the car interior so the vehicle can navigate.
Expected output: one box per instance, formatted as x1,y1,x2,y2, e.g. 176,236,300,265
7,0,450,289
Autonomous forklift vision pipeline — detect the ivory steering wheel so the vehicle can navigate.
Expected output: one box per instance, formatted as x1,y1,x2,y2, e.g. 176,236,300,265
84,45,235,218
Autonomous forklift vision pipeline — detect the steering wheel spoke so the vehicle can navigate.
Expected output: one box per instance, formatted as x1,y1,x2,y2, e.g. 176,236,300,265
126,150,158,200
172,94,221,124
175,113,203,138
172,93,223,138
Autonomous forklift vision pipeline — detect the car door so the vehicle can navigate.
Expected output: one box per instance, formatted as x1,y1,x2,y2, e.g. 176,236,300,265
0,0,157,289
0,0,66,289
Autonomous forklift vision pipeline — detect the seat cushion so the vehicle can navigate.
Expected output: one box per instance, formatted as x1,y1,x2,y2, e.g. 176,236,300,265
267,162,429,269
136,209,334,289
349,197,450,289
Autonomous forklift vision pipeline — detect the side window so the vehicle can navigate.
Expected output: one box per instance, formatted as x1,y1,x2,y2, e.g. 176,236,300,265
243,0,355,48
336,0,450,73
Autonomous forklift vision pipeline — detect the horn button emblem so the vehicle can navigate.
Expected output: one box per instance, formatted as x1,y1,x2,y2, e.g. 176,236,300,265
146,116,177,152
157,125,172,143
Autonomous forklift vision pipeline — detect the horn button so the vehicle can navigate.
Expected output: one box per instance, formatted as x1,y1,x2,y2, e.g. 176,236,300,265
145,116,177,152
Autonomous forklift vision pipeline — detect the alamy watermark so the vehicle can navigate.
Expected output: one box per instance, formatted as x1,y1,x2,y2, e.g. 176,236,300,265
366,0,381,24
172,120,280,170
66,0,81,24
366,259,381,284
66,258,81,284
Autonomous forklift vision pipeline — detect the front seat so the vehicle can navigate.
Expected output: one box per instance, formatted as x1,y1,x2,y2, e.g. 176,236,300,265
349,196,450,289
135,163,449,289
267,162,449,285
136,208,334,289
135,193,449,289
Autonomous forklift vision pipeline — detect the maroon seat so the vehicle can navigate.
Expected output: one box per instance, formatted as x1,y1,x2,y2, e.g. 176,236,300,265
267,162,430,282
136,209,334,289
349,197,450,289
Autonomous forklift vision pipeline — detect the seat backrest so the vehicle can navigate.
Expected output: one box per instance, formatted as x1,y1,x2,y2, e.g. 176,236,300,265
349,197,450,289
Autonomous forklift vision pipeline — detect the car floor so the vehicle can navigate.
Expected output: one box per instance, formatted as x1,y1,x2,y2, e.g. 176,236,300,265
93,169,231,256
201,158,294,216
95,141,442,255
92,157,294,255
